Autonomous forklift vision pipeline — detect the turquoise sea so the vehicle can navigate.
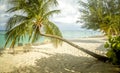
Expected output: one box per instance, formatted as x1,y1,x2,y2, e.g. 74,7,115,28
0,29,103,48
61,30,103,39
0,30,44,49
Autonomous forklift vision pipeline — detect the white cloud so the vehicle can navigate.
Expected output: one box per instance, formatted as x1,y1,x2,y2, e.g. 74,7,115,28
52,0,80,24
0,13,10,17
0,5,6,11
0,0,82,30
0,1,9,29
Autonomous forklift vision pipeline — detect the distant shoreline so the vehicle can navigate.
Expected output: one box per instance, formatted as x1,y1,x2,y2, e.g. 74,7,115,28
66,35,105,39
0,29,104,48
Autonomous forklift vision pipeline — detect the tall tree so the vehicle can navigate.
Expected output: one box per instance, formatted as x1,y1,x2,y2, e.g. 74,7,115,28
5,0,108,61
5,0,62,48
78,0,120,35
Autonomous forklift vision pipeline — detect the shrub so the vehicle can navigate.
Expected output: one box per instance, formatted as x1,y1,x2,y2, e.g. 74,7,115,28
104,36,120,65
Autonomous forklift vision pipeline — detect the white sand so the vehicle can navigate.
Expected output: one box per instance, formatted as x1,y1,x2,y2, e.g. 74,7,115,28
0,37,120,73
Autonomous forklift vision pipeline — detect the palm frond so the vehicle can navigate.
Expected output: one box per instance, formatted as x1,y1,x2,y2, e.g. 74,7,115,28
5,20,31,48
43,20,63,47
42,10,60,20
30,27,41,43
5,0,61,48
6,15,28,30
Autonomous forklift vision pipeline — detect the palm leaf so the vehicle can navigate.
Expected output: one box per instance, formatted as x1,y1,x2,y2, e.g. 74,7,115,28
5,0,61,48
30,27,41,43
6,15,28,30
43,20,63,47
42,10,60,20
5,20,31,48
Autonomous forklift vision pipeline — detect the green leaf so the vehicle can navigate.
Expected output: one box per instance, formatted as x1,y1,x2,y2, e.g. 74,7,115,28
104,42,109,48
5,0,61,48
111,43,117,49
106,50,113,58
117,43,120,50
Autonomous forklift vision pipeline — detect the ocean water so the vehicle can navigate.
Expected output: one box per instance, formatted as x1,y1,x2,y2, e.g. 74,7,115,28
61,30,102,39
0,30,44,49
0,30,103,48
0,31,6,49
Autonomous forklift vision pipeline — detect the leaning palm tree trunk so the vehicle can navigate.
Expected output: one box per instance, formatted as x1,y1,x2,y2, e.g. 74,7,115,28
39,27,108,62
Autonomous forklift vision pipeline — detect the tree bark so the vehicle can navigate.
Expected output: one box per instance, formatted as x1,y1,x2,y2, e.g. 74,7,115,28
39,32,109,62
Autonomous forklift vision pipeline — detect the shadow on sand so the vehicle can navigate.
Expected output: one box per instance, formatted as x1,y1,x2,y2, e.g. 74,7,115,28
11,53,120,73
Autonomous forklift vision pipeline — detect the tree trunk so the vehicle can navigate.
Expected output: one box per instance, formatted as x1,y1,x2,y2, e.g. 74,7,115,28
39,32,109,62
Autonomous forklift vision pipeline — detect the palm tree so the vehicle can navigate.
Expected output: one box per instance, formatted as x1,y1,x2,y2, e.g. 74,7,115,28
5,0,62,48
5,0,108,62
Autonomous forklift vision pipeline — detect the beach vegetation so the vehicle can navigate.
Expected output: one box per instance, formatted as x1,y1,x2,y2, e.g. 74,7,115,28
78,0,120,35
105,36,120,65
5,0,108,61
5,0,62,48
78,0,120,64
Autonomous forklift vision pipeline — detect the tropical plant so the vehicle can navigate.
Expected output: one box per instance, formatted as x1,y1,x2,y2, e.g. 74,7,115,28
5,0,108,61
104,36,120,64
78,0,120,64
78,0,120,35
5,0,62,48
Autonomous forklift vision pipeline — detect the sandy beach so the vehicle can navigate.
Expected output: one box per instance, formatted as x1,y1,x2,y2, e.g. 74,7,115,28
0,37,120,73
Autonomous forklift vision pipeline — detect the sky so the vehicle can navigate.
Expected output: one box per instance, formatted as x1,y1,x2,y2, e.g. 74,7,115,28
0,0,82,30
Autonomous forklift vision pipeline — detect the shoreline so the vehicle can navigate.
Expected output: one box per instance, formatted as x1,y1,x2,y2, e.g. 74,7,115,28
1,36,107,55
0,34,105,49
0,36,120,73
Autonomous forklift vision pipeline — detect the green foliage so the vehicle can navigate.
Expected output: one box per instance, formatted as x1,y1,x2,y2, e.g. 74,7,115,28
78,0,120,35
5,0,62,48
104,36,120,64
